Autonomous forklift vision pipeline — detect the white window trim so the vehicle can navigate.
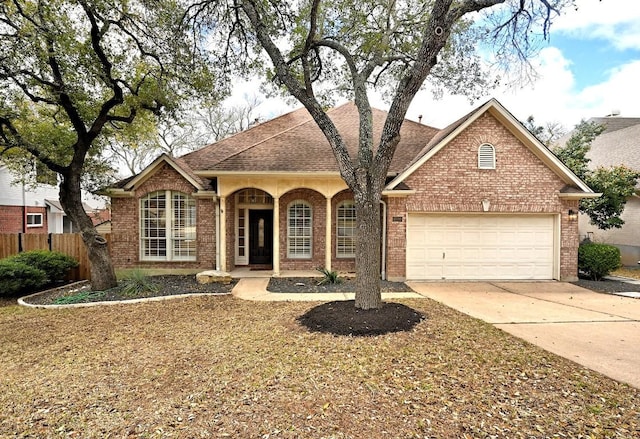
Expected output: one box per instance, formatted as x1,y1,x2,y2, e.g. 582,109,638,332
336,200,356,258
478,143,496,169
140,190,197,262
26,213,43,228
287,200,312,259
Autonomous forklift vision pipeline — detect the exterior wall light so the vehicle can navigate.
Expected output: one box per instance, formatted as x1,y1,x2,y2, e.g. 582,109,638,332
568,209,578,221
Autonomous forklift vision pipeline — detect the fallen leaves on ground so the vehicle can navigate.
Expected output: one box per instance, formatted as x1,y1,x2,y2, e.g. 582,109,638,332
0,296,638,438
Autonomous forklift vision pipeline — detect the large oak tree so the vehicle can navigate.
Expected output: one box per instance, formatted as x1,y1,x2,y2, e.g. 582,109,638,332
0,0,221,289
195,0,576,309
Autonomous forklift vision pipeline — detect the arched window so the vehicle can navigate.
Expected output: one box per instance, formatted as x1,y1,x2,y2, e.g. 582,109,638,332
287,201,312,258
140,191,196,261
478,143,496,169
337,200,356,258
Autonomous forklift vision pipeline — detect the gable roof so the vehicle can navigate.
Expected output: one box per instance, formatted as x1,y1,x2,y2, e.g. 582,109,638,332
120,153,206,190
385,98,596,195
180,102,440,175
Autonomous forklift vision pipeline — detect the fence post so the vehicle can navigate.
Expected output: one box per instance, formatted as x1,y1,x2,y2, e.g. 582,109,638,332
18,233,23,253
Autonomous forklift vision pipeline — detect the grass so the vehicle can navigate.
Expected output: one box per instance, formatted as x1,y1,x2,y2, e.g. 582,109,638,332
0,296,638,438
52,290,106,305
613,267,640,280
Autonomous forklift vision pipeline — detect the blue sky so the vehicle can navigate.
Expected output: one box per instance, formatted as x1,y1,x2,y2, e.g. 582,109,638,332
228,0,640,131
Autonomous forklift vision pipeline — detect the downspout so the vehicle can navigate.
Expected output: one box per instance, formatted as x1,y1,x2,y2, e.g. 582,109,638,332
380,199,387,281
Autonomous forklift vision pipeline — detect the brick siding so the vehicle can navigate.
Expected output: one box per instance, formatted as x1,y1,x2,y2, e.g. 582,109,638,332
110,163,216,270
384,112,580,280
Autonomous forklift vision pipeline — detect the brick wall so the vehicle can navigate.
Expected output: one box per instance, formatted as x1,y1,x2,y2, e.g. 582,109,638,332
224,195,236,272
110,163,217,270
386,112,580,280
384,197,407,280
279,188,327,271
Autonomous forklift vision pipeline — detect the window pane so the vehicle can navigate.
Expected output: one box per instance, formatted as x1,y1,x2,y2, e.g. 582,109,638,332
287,201,312,258
337,201,356,257
141,192,167,258
172,193,196,259
140,191,196,261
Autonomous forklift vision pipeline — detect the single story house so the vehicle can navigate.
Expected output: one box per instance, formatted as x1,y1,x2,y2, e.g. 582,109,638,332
576,115,640,266
107,99,598,281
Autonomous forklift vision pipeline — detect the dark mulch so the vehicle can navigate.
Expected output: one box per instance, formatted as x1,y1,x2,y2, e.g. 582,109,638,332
572,277,640,294
297,300,425,336
22,275,237,306
268,277,413,293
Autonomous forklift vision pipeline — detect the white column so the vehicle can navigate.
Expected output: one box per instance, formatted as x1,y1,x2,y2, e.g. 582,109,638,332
273,196,280,276
220,196,226,271
325,196,332,271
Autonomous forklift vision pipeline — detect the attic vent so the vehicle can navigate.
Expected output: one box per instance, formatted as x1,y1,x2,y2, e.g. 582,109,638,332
478,143,496,169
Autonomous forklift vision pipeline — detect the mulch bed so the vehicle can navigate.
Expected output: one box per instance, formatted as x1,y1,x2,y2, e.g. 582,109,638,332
267,277,413,293
297,300,425,336
572,277,640,294
22,275,237,306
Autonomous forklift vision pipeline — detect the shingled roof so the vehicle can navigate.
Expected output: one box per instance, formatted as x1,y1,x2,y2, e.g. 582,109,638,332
583,118,640,190
180,102,440,175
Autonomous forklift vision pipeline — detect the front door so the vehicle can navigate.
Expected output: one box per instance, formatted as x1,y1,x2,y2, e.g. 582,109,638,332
249,209,273,265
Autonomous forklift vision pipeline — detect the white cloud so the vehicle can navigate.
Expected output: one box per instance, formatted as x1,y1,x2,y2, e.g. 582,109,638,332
554,0,640,50
405,45,639,131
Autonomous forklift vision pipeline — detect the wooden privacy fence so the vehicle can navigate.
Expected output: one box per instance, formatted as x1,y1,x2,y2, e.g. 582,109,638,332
0,233,111,281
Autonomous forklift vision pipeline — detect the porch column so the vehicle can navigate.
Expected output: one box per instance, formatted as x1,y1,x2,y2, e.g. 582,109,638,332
220,196,226,271
325,196,332,271
273,196,280,276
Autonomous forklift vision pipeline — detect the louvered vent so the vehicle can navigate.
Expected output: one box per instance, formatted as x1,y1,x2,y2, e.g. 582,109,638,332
478,143,496,169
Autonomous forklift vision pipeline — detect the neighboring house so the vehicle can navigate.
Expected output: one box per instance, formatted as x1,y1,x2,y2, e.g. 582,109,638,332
0,165,107,234
577,115,640,265
107,99,598,281
0,165,59,234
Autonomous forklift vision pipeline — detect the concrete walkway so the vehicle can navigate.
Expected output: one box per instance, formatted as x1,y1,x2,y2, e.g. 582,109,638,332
232,278,640,389
407,281,640,389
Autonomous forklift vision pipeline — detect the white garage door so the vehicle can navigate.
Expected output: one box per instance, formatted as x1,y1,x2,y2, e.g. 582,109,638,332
407,214,555,280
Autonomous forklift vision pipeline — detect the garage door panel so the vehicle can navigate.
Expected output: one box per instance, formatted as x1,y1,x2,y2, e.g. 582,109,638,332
407,214,555,280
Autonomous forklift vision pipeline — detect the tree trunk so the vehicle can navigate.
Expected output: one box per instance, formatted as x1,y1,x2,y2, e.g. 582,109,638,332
59,174,118,291
354,190,382,310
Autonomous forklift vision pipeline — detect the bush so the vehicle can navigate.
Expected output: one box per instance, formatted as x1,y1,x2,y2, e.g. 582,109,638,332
8,250,79,282
578,242,622,281
119,269,158,297
0,260,49,296
316,267,341,285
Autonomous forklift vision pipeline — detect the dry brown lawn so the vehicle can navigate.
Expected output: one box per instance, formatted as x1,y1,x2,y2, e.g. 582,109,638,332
0,296,638,438
613,267,640,280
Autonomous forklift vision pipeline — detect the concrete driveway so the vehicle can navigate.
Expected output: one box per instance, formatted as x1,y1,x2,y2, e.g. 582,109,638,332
407,281,640,389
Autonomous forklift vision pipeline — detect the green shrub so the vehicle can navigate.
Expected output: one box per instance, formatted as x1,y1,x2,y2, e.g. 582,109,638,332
316,267,341,285
0,260,49,296
119,269,158,297
8,250,79,282
578,242,622,281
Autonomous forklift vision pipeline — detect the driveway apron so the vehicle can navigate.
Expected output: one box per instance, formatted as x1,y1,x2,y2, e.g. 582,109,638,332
407,281,640,389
